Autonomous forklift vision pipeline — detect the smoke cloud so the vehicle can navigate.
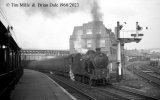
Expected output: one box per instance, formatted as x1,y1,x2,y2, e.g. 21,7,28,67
90,0,103,21
74,32,88,54
16,0,102,21
0,0,103,20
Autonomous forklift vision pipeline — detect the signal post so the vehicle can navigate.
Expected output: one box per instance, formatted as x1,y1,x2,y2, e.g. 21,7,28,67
116,21,122,81
116,21,146,81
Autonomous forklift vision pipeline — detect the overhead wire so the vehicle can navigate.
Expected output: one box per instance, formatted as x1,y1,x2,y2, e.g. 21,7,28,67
0,7,11,26
0,7,20,47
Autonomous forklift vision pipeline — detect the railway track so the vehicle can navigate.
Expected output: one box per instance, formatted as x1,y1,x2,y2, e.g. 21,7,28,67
97,85,158,100
141,66,160,78
139,66,160,79
49,74,96,100
45,72,158,100
143,65,160,75
128,65,160,87
139,65,160,83
48,74,118,100
152,65,160,70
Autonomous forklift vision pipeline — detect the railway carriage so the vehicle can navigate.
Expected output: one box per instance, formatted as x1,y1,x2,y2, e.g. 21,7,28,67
0,21,23,99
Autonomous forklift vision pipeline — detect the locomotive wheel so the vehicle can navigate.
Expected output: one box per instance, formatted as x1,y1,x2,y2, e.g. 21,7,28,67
77,75,82,82
89,79,95,86
103,79,106,86
82,76,85,83
84,77,89,84
74,75,78,81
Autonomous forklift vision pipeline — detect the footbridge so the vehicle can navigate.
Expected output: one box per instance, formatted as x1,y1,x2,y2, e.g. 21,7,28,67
21,49,70,61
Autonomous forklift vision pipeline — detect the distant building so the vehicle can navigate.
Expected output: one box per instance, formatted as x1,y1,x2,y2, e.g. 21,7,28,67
125,49,147,62
69,21,117,61
150,48,160,53
149,53,160,61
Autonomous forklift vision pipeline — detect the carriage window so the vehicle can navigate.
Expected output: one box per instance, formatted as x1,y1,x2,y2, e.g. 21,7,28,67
0,45,3,73
2,45,7,63
4,49,7,63
0,45,8,73
10,50,13,70
2,45,6,48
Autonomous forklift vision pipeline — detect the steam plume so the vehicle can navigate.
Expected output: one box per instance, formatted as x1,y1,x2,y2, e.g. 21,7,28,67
0,0,103,20
91,0,103,21
1,0,103,20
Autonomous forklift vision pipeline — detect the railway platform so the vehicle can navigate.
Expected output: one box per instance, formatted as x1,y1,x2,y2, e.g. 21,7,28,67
10,69,76,100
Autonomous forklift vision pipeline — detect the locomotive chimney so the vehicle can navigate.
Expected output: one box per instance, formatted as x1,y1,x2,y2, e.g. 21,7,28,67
96,48,101,53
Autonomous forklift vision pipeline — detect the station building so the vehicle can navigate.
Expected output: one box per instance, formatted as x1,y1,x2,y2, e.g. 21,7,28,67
69,21,117,62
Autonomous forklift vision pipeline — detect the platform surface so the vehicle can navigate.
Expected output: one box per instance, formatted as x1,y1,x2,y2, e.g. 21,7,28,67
10,69,76,100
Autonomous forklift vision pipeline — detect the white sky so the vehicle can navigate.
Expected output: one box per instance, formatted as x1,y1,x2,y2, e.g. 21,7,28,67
0,0,160,50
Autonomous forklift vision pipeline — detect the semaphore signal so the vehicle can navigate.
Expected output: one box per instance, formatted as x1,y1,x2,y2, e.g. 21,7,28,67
116,21,148,81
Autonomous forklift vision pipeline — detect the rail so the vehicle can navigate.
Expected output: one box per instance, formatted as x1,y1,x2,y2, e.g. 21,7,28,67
50,74,96,100
128,65,160,87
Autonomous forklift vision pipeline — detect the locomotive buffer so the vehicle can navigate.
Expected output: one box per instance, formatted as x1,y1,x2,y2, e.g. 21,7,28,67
115,21,147,81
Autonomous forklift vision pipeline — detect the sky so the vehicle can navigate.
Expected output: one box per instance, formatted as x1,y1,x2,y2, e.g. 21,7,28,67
0,0,160,50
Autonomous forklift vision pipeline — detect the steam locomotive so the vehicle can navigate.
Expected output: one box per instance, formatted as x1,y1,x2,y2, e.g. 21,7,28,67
67,48,109,85
29,48,110,85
